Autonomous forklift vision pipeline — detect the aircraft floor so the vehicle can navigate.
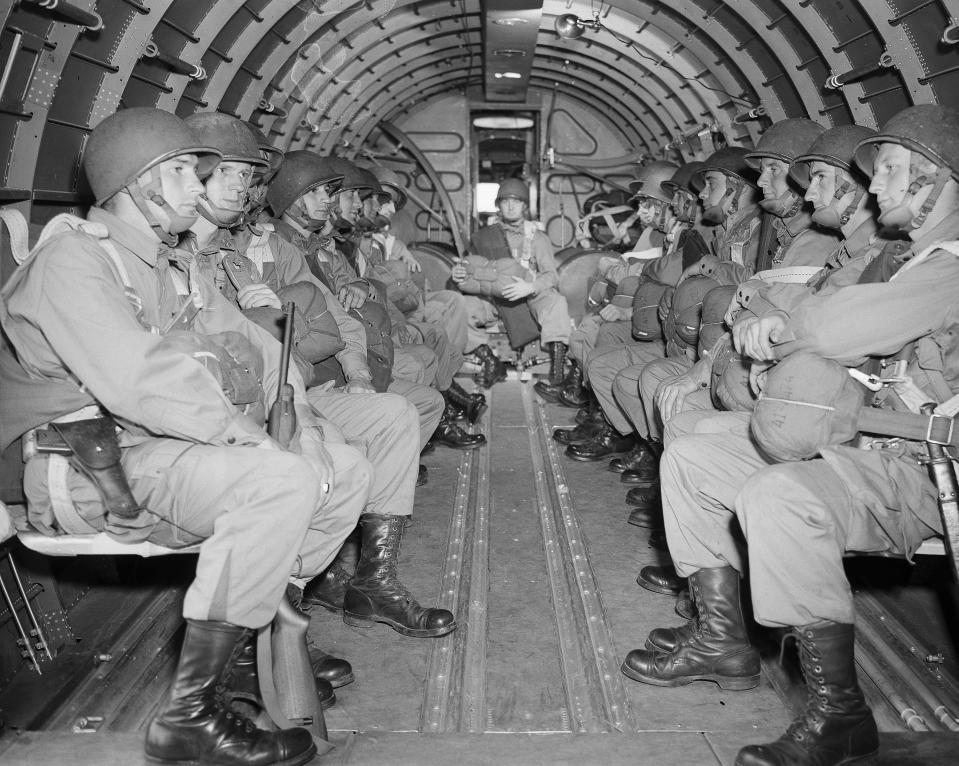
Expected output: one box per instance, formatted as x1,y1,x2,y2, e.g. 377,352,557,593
3,375,958,764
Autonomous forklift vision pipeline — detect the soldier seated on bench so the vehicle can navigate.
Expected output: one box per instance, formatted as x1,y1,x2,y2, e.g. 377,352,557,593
0,107,372,766
451,179,572,392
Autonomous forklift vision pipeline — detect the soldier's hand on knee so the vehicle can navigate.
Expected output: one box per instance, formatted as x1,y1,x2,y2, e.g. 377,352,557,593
599,304,629,322
344,374,376,394
748,361,772,395
237,283,282,310
655,374,701,423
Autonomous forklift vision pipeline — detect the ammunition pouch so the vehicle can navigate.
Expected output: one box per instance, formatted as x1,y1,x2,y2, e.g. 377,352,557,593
159,331,266,425
369,260,423,316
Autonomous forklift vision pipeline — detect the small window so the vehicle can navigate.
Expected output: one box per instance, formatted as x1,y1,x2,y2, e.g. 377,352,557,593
476,182,500,214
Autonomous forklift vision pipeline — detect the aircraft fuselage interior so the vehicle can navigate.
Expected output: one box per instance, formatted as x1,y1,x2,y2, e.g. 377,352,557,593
2,2,959,765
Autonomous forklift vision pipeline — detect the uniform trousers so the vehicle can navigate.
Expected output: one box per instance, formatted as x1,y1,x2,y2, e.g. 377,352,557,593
585,341,665,435
393,343,437,387
660,410,942,628
463,288,572,347
421,289,470,354
385,377,443,448
569,317,633,366
24,439,370,630
307,391,420,517
409,318,462,391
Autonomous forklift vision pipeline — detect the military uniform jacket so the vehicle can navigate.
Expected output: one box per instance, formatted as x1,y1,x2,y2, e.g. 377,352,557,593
0,208,316,452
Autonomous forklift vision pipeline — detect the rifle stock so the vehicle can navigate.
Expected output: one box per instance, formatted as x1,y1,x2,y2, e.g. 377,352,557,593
921,403,959,581
267,301,297,449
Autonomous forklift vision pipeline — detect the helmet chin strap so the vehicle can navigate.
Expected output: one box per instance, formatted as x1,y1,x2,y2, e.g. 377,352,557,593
758,188,803,218
126,167,187,247
288,198,328,233
701,181,741,225
877,159,951,233
811,171,866,230
197,193,245,228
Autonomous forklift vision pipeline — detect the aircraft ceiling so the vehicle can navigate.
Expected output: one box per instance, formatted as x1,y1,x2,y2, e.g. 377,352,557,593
1,0,957,213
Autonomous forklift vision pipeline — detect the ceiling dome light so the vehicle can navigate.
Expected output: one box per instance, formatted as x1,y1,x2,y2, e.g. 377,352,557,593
473,116,535,130
493,17,529,26
493,71,523,79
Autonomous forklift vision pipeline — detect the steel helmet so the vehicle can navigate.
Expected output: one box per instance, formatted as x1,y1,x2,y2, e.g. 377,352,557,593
662,161,705,223
185,113,269,172
628,160,680,204
84,107,221,205
854,104,959,181
854,105,959,231
661,161,706,198
245,122,285,175
266,150,344,216
357,162,408,210
791,125,877,230
330,158,390,202
744,118,826,168
790,125,877,188
694,147,759,190
495,178,529,203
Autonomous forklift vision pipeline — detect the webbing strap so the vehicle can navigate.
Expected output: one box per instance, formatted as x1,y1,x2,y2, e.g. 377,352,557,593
0,208,30,265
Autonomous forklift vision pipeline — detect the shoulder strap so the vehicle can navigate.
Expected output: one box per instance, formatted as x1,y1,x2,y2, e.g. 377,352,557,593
0,207,30,266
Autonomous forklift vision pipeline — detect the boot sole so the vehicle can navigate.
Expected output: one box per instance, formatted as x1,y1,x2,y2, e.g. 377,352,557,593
566,449,630,462
620,662,760,691
627,515,662,530
343,611,458,638
733,750,878,766
433,440,486,450
327,672,355,689
299,597,344,614
146,743,318,766
636,578,683,596
621,474,656,486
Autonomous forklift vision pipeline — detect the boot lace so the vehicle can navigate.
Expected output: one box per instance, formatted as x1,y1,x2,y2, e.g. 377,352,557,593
780,630,829,743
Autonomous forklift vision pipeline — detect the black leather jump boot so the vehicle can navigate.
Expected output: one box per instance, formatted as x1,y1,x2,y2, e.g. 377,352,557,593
565,422,635,461
533,341,568,402
736,622,878,766
626,483,662,528
473,344,507,388
609,440,652,473
145,620,317,766
637,564,686,596
429,409,487,449
343,513,458,638
557,359,588,408
620,441,662,486
621,566,760,691
553,394,605,445
301,530,359,612
445,381,488,424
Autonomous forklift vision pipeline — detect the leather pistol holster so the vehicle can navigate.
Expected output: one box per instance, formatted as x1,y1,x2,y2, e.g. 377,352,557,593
48,415,142,520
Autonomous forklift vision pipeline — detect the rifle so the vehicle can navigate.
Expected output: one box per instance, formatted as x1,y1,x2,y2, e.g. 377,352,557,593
920,403,959,581
256,596,332,753
267,302,297,449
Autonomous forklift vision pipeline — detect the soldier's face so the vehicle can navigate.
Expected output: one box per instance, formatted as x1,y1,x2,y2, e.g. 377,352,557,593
700,171,727,207
361,194,381,219
298,184,333,221
379,199,396,220
757,158,790,200
805,161,838,208
156,154,204,226
637,198,662,226
336,188,360,221
498,196,527,223
869,143,915,214
204,161,254,213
